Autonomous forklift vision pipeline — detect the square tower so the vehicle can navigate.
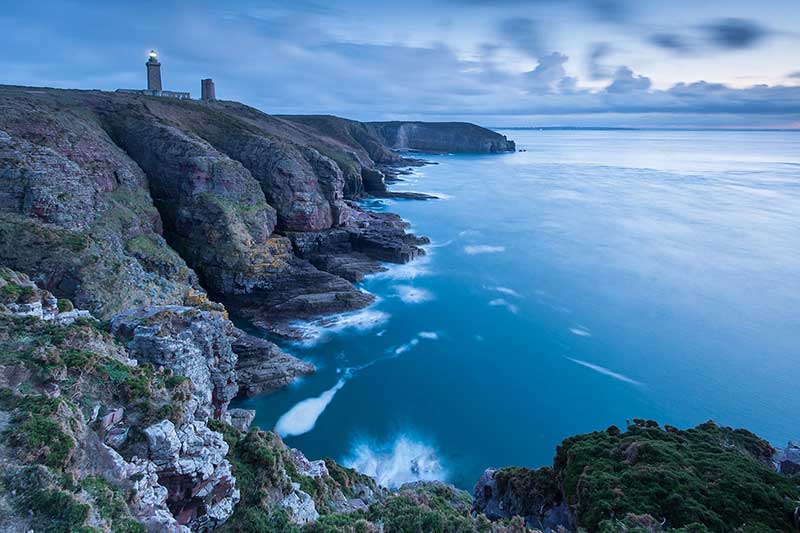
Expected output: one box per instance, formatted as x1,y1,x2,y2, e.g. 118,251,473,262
201,79,216,101
146,51,162,92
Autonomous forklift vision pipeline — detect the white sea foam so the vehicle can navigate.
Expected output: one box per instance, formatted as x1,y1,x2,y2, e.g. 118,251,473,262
275,377,348,437
494,286,522,298
394,285,434,303
418,331,439,340
375,254,431,280
464,245,506,255
394,338,420,355
292,309,390,346
343,435,447,488
425,239,454,249
570,327,592,337
489,298,519,314
276,335,426,437
565,357,643,386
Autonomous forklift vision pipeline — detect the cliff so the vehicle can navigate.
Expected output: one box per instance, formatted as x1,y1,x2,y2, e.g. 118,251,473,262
369,121,516,154
0,85,439,330
281,115,516,155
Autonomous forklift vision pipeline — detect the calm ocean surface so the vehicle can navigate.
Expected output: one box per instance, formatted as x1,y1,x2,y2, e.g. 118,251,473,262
234,129,800,489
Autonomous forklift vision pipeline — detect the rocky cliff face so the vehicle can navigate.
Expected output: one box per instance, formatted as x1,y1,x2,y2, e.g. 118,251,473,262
0,85,448,330
370,121,516,154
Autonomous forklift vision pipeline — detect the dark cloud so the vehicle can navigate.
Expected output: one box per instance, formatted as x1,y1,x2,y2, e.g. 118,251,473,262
789,71,800,79
497,17,545,58
649,33,690,52
451,0,632,22
703,18,767,49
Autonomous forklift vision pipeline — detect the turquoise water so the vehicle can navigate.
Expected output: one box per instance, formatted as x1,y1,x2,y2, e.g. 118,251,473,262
235,130,800,490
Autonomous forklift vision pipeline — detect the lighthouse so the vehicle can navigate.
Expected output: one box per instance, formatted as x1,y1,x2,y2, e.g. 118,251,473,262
116,50,192,99
146,50,162,92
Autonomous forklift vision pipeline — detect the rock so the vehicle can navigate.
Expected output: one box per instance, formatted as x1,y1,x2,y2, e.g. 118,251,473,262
230,328,315,396
369,121,516,153
291,448,329,478
144,420,182,468
226,408,256,432
144,419,239,530
0,267,93,324
112,305,238,419
775,441,800,475
80,432,187,532
472,468,574,531
284,204,428,282
281,485,320,525
53,309,93,325
100,407,124,429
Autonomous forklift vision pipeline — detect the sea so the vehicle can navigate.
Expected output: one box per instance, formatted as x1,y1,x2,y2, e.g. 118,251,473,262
233,129,800,490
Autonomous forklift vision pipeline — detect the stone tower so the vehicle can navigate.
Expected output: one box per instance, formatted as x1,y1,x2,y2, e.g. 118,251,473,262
146,51,162,92
201,78,216,101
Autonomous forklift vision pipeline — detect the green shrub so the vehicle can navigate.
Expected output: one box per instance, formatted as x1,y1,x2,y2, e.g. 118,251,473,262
7,414,73,469
0,282,22,303
57,298,74,312
554,422,800,531
23,486,90,532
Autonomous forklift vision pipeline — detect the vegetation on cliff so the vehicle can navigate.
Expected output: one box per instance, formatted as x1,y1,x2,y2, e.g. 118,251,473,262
0,312,184,532
478,420,800,532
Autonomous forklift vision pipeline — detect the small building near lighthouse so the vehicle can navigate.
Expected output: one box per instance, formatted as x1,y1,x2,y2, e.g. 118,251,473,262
116,50,191,99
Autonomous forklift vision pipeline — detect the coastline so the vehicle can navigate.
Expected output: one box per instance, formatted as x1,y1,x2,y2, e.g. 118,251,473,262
1,85,798,531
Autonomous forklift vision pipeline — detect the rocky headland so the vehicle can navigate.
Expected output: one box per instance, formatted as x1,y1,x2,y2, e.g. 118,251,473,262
0,85,797,532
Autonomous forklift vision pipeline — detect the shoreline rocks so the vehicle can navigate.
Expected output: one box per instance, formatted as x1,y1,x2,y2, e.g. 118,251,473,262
230,328,315,397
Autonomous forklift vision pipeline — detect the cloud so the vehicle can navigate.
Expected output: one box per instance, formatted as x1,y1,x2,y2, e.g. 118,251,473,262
587,42,613,79
497,17,545,58
606,66,651,93
526,52,571,93
703,18,768,50
789,71,800,79
649,33,690,53
454,0,632,23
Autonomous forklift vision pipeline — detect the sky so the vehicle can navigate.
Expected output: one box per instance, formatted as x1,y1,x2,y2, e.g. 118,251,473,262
2,0,800,128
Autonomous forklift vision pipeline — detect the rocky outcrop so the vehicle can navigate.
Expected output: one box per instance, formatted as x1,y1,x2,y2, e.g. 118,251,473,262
144,419,239,530
0,267,91,324
472,468,573,531
218,428,387,530
370,121,516,153
775,441,800,476
111,306,239,419
285,206,429,283
1,270,253,531
230,328,314,397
